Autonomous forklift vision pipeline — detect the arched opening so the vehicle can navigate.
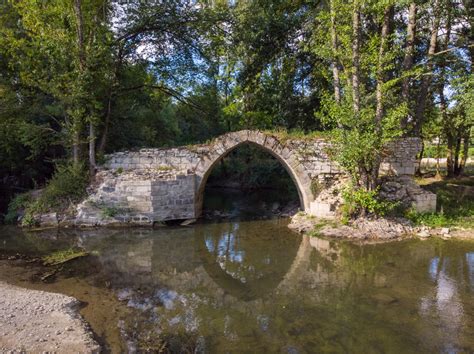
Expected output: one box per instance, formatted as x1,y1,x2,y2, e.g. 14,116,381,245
198,142,303,220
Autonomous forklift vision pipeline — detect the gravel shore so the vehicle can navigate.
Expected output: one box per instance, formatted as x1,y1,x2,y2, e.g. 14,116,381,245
0,281,100,352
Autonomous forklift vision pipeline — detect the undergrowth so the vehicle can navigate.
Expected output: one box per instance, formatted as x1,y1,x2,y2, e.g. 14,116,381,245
7,164,88,226
341,185,398,222
406,177,474,228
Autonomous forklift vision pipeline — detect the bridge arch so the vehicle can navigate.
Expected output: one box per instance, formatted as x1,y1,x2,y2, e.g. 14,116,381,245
194,130,314,217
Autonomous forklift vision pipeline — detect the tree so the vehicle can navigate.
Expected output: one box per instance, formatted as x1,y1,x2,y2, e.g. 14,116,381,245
313,0,403,207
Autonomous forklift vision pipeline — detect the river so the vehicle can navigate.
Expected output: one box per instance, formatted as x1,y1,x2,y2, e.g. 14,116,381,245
0,188,473,352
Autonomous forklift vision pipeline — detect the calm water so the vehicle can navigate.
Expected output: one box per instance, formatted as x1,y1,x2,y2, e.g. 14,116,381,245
0,189,473,352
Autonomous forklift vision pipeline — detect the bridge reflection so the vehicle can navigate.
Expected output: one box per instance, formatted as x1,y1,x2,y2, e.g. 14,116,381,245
3,223,474,352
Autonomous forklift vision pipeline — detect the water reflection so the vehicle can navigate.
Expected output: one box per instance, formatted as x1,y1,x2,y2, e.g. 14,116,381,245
467,252,474,290
1,224,474,352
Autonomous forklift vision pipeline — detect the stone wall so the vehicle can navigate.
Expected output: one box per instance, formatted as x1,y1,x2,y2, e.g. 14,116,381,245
380,138,422,176
76,169,195,226
74,130,435,226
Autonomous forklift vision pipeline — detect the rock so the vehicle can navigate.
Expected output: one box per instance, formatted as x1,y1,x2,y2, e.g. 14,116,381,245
288,213,318,233
39,213,59,227
180,218,196,226
372,293,398,305
441,227,450,235
417,228,430,238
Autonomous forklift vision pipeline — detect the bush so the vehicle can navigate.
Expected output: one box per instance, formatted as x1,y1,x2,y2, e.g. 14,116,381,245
341,186,397,219
101,206,120,218
5,192,32,224
20,164,88,225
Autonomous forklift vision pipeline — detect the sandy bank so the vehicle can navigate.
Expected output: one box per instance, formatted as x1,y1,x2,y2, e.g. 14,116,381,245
0,281,100,352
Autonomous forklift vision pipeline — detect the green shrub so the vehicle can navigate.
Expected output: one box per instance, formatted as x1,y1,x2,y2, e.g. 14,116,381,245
101,206,120,218
5,193,31,224
341,186,397,218
21,164,88,225
405,209,451,228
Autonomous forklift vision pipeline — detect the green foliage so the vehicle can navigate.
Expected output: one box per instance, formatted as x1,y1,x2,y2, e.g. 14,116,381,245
406,177,474,228
313,0,405,197
101,207,119,218
0,0,472,223
21,164,88,225
21,213,37,228
5,193,31,224
341,185,397,218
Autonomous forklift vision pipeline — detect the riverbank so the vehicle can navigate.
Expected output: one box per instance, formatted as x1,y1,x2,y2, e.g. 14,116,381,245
288,212,474,241
0,281,100,352
289,176,474,241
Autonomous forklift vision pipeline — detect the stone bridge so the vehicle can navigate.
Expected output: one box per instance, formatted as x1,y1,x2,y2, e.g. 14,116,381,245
76,130,435,226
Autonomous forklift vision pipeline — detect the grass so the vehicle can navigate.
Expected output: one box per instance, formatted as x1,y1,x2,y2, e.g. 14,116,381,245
308,218,339,236
156,165,174,172
101,206,120,218
263,128,330,143
406,176,474,228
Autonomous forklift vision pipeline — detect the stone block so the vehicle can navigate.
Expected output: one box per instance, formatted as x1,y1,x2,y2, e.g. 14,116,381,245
309,201,336,218
411,192,437,213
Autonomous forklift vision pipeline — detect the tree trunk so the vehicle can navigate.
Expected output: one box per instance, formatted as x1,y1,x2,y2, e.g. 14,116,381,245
435,136,441,178
73,0,85,68
89,123,96,177
416,141,424,177
401,2,416,130
454,136,461,175
72,130,80,166
329,0,341,104
412,0,441,136
438,1,453,177
73,0,88,171
351,2,361,115
457,129,471,175
98,91,112,155
371,5,393,188
375,6,393,130
447,133,455,177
